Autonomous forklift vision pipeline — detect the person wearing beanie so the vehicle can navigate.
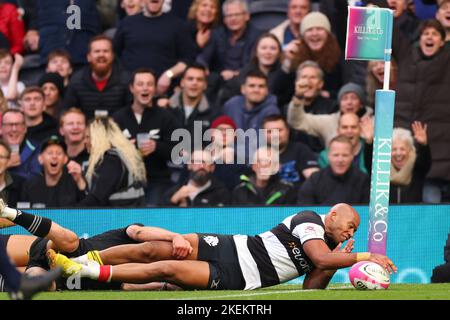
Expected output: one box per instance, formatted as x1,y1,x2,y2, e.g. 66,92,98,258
288,81,374,174
38,72,65,119
279,9,366,101
209,114,248,191
436,0,450,46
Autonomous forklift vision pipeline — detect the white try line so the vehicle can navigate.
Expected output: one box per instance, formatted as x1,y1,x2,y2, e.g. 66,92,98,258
170,285,352,300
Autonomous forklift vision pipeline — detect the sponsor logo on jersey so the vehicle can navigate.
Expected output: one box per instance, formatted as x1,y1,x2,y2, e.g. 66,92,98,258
203,235,219,247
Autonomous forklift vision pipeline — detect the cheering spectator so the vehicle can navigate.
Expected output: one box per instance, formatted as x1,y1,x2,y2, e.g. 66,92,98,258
187,0,221,52
387,0,421,42
297,135,370,205
20,136,86,208
114,0,196,95
1,109,41,180
270,0,311,48
20,87,58,145
263,115,319,187
166,63,218,138
369,122,431,203
45,50,73,87
232,146,297,205
393,19,450,203
64,35,131,120
38,73,65,119
163,149,230,207
113,68,177,206
0,50,24,108
0,140,22,208
58,108,89,167
365,60,398,109
121,0,144,16
223,70,279,132
0,1,25,54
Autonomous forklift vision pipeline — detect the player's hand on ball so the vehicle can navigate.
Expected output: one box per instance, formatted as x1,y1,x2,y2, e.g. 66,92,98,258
369,253,397,274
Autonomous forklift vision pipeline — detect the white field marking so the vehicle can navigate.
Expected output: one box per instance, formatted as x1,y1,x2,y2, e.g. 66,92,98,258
170,285,352,300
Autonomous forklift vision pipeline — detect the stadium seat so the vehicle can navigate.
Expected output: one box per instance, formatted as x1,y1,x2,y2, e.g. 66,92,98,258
249,0,289,31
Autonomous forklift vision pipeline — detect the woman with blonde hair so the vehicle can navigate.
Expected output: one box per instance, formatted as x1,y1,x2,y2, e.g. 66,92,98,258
365,121,430,204
187,0,220,52
80,117,147,207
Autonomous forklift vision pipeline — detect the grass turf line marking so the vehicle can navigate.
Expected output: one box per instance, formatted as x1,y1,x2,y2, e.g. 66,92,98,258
171,285,352,300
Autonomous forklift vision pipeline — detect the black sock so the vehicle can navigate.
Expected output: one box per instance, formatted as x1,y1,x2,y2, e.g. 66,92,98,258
13,211,52,238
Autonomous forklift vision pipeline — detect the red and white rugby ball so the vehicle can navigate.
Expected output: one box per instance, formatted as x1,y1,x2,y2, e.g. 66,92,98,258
349,261,390,290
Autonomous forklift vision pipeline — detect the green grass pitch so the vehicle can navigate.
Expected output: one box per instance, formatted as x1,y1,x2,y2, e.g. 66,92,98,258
1,283,449,300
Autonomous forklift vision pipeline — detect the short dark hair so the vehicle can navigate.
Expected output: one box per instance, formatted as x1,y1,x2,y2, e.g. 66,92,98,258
243,69,268,84
129,68,157,86
47,49,72,65
262,114,288,129
88,35,114,52
420,19,446,41
19,86,45,100
181,63,208,79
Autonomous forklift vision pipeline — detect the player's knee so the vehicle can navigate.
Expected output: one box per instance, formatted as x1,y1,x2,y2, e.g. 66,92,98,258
153,262,177,281
139,242,159,262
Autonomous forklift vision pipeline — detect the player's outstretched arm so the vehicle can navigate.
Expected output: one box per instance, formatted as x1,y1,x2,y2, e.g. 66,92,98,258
303,239,397,274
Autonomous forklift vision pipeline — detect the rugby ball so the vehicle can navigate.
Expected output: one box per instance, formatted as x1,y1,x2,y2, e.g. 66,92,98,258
349,261,390,290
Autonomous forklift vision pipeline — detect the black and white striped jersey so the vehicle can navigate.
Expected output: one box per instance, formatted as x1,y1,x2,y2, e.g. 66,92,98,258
233,210,338,290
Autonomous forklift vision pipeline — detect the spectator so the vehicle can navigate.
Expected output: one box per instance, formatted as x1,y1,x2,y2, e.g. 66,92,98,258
223,70,279,132
393,19,450,203
64,35,131,120
284,60,337,153
24,0,101,66
232,146,297,205
263,115,319,187
0,1,25,54
45,50,73,87
221,33,288,107
58,108,89,168
387,0,421,42
281,11,363,99
20,135,86,208
197,0,262,102
365,60,398,109
38,72,65,119
20,87,58,145
435,0,450,47
297,135,370,205
1,109,41,180
209,115,247,191
113,68,177,206
163,149,230,207
79,117,146,207
287,82,373,153
187,0,221,53
369,123,431,203
0,140,22,208
0,50,24,108
166,63,218,139
317,113,373,175
120,0,144,16
270,0,311,48
114,0,196,95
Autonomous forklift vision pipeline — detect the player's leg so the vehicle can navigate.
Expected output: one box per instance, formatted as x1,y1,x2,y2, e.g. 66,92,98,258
0,200,79,252
5,235,37,269
75,233,200,265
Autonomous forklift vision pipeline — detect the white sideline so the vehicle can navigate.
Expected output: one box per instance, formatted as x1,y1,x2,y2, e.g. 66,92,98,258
170,285,352,300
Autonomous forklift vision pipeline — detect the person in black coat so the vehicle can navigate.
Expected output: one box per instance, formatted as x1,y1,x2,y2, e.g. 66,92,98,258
0,141,22,208
113,68,178,206
232,146,297,205
20,136,85,208
297,135,370,205
163,149,230,207
64,35,131,120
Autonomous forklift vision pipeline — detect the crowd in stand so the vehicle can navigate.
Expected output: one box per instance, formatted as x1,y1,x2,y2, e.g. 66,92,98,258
0,0,448,208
